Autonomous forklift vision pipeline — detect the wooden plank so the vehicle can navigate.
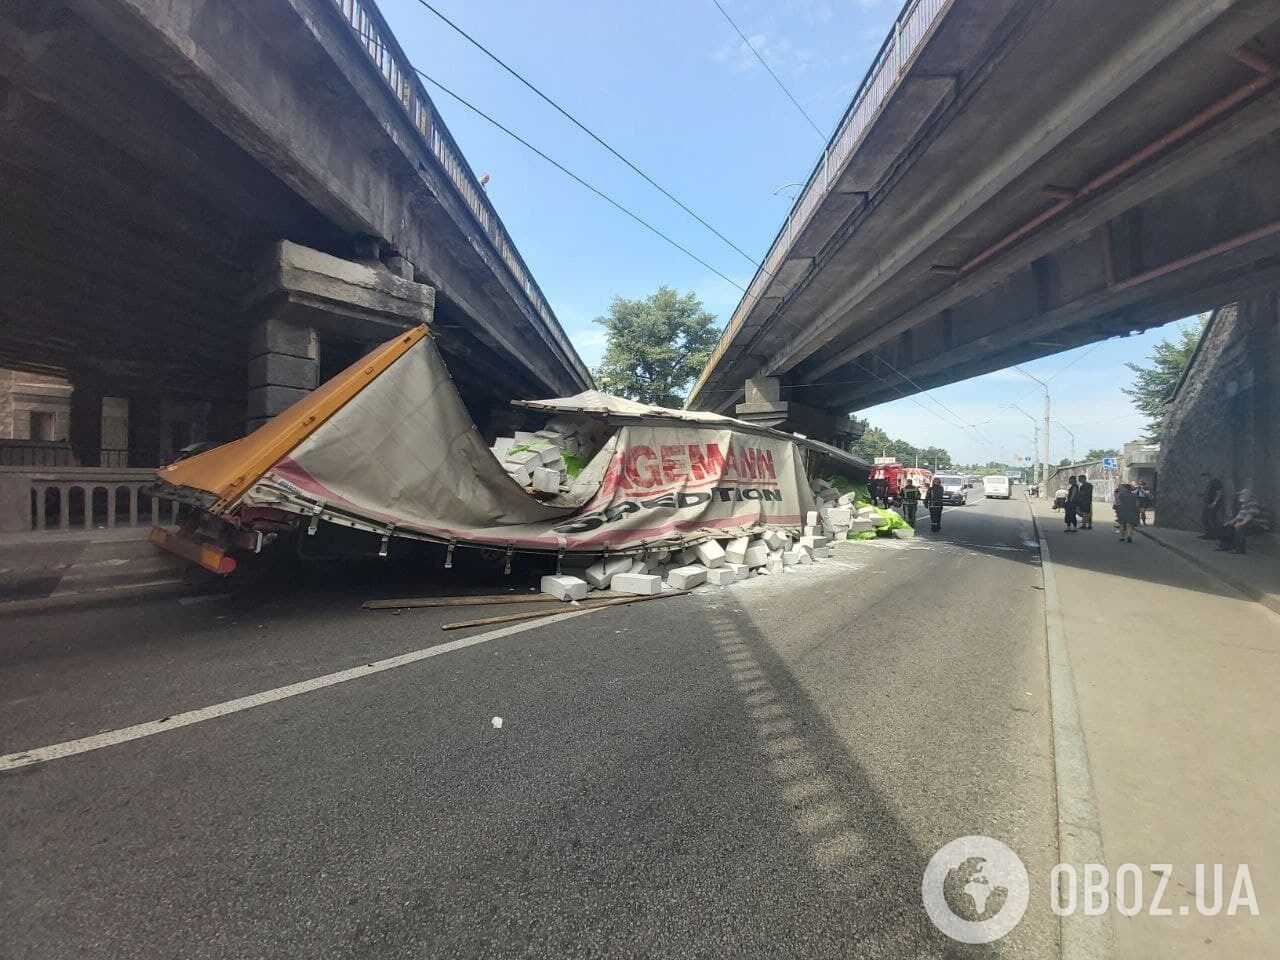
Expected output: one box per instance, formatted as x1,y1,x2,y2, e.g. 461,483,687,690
439,590,691,631
364,593,556,610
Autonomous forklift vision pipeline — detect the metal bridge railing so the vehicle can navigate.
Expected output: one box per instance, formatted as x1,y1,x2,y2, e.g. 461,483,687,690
331,0,590,387
692,0,950,403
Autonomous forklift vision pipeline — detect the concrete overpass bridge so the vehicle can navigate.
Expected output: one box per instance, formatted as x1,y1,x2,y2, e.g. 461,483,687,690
687,0,1280,439
1,0,590,469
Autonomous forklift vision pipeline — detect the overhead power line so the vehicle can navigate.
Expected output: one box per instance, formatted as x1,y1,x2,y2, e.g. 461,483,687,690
709,0,826,139
415,68,747,293
407,0,766,273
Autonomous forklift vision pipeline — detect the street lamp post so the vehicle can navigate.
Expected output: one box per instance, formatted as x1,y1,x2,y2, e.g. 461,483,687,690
1004,403,1041,493
1013,367,1050,491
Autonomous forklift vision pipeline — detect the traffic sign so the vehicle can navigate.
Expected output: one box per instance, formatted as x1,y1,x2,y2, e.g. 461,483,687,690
1102,457,1118,469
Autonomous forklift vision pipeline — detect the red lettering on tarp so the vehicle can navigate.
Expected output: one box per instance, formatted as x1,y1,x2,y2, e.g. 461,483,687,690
723,444,738,476
758,449,776,479
703,443,726,478
660,445,689,484
739,447,758,478
623,445,661,488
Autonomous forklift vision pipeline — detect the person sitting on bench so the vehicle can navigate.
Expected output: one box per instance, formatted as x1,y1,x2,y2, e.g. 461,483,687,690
1218,488,1267,555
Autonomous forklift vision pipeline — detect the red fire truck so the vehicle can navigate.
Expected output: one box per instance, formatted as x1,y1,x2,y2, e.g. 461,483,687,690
868,460,933,502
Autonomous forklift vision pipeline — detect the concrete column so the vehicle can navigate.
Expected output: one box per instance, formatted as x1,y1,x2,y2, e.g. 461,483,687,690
243,241,435,433
68,373,104,467
247,315,319,433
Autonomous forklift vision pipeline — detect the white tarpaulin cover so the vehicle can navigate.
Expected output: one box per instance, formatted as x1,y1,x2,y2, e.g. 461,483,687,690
168,328,863,556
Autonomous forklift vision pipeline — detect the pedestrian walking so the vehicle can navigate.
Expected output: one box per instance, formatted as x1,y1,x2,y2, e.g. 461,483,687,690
1199,472,1224,539
924,477,946,532
1076,475,1094,529
1064,476,1079,532
1114,482,1139,542
901,479,921,526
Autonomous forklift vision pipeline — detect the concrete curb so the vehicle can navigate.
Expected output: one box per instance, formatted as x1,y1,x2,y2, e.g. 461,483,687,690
1028,504,1114,960
0,579,210,618
1137,528,1280,618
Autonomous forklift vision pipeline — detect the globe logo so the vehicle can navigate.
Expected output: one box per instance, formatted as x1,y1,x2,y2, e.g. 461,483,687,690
922,836,1029,944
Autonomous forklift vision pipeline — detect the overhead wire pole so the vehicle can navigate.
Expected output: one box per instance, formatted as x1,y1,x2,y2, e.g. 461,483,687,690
1013,366,1050,495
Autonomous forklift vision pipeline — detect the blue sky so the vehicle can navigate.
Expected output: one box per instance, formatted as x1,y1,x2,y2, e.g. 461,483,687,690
376,0,1192,466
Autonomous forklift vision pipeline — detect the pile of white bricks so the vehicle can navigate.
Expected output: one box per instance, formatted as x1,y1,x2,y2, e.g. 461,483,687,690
537,485,877,601
491,417,583,494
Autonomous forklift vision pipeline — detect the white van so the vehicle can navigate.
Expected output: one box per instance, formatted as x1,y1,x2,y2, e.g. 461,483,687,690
983,475,1012,499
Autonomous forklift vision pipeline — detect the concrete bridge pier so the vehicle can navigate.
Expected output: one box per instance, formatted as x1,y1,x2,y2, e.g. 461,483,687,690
733,376,858,448
245,241,435,432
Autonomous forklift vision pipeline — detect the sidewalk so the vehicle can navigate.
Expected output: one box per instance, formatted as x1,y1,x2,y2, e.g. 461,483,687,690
1031,499,1278,957
1138,522,1280,617
0,527,193,610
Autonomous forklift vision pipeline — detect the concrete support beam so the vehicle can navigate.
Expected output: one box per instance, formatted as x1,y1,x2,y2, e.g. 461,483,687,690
246,241,435,431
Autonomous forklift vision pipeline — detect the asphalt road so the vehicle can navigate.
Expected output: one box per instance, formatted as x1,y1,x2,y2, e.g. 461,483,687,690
2,495,1059,959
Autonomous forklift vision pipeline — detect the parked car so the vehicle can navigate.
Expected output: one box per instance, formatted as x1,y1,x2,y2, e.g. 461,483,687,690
935,474,968,505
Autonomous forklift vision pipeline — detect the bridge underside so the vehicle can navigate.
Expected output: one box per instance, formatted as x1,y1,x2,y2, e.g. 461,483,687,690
690,0,1280,425
0,0,583,466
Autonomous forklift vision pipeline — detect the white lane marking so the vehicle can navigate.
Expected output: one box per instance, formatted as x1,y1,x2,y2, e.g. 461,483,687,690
0,608,596,772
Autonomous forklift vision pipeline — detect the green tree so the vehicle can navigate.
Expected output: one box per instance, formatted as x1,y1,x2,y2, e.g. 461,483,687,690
1121,316,1206,441
849,421,951,468
593,287,721,406
1085,448,1119,461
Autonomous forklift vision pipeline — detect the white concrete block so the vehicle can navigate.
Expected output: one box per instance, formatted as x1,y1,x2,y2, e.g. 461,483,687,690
584,555,633,589
514,431,538,444
610,572,662,595
805,511,820,526
504,463,533,486
491,437,515,460
742,543,770,568
627,558,650,574
666,565,708,589
847,518,876,532
706,567,736,586
693,540,726,568
726,562,750,581
824,507,853,526
811,546,830,559
798,535,829,550
797,549,813,565
534,443,564,465
803,525,821,537
764,556,784,575
531,467,561,493
535,429,564,441
540,575,589,601
762,530,785,550
837,492,858,506
724,536,750,565
893,527,915,538
505,448,540,468
781,549,801,566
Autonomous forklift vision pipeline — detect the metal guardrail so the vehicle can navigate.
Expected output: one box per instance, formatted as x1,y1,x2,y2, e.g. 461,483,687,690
331,0,590,387
693,0,950,402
